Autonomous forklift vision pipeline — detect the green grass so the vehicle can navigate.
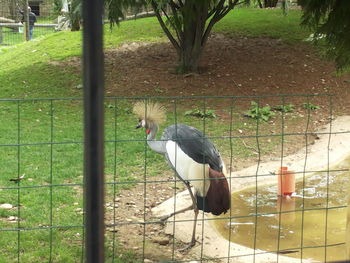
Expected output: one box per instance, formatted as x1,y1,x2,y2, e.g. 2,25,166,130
0,8,317,262
215,8,311,43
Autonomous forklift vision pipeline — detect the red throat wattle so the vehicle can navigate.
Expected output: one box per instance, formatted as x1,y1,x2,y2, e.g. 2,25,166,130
146,129,151,135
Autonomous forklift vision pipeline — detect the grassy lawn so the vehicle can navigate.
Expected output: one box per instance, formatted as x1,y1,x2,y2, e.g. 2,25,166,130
0,7,316,262
216,8,309,42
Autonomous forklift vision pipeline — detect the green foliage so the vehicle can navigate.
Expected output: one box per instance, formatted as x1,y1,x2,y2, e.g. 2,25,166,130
184,109,217,119
53,0,63,16
302,102,319,110
299,0,350,71
106,0,147,27
273,104,295,113
245,101,275,122
54,0,82,31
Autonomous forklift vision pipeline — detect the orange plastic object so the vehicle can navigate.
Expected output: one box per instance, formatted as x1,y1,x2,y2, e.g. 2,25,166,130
277,167,295,196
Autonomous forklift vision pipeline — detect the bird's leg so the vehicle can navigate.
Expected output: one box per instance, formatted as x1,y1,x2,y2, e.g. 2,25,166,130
179,182,198,252
159,204,194,222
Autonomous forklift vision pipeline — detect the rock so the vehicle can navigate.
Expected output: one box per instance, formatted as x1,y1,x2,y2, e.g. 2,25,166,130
107,228,118,233
0,203,13,209
8,216,17,221
152,237,170,245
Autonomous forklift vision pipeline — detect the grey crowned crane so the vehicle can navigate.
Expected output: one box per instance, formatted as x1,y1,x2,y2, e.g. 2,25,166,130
133,102,230,250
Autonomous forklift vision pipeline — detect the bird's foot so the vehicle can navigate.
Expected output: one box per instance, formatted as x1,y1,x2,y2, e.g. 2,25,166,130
158,215,171,224
179,240,196,252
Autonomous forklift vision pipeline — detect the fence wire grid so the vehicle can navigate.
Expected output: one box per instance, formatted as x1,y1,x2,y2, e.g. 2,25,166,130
0,94,349,263
0,0,56,46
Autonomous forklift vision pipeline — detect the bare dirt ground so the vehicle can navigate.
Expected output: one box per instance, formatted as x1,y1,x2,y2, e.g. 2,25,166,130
101,33,350,262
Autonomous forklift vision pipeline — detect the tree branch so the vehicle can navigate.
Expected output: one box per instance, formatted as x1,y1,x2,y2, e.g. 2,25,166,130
161,6,182,45
178,0,184,8
206,0,226,20
217,0,239,20
169,0,180,9
202,0,239,47
202,0,230,46
150,0,181,54
169,0,184,43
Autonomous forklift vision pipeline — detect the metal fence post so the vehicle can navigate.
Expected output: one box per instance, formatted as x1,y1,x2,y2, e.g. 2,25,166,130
23,0,29,41
83,0,105,260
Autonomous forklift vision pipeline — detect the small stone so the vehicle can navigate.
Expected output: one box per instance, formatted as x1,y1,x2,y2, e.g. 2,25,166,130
152,237,170,245
0,203,13,209
8,216,17,221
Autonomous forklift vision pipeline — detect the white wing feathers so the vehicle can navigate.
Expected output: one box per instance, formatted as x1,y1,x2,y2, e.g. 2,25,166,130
166,140,210,197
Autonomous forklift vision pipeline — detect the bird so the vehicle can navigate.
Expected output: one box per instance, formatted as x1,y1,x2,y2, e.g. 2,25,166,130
133,101,230,250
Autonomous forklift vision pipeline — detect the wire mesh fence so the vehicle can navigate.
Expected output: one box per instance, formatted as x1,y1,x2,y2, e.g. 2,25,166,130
0,0,56,46
0,94,349,262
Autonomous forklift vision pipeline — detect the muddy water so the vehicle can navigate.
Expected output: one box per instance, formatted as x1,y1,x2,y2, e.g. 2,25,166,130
212,159,350,262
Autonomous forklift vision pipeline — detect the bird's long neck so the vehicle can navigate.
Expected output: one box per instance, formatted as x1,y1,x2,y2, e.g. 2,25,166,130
147,124,165,154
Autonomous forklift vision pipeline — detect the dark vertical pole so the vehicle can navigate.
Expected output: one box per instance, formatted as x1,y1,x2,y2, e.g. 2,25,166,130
23,0,29,41
83,0,104,260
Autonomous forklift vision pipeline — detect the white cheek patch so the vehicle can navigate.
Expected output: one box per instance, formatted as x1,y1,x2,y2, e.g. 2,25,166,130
141,119,146,127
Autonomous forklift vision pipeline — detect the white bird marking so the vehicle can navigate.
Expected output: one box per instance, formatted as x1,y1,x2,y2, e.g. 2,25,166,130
166,140,210,197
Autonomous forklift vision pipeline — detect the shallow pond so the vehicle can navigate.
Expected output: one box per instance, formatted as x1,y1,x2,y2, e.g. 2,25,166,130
212,158,350,262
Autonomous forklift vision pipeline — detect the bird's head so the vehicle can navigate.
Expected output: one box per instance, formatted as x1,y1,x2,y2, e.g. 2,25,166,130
133,101,166,134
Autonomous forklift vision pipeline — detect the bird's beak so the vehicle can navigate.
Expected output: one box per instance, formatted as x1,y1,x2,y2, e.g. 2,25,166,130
136,122,142,129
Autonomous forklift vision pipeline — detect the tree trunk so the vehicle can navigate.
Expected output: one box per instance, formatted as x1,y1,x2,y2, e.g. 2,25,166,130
71,18,80,31
264,0,279,7
178,41,202,73
177,1,208,73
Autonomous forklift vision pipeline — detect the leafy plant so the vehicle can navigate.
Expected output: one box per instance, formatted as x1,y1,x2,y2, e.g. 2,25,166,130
185,109,217,119
104,102,115,108
273,104,295,113
245,101,275,122
302,102,320,110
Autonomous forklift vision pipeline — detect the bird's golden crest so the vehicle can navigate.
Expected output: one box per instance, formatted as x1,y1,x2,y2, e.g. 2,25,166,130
133,101,166,125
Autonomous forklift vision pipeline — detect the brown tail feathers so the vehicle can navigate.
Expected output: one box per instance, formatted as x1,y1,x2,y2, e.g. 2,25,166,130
196,168,230,215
